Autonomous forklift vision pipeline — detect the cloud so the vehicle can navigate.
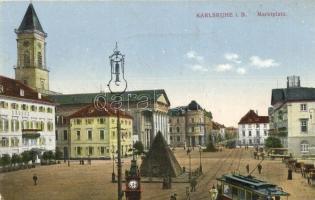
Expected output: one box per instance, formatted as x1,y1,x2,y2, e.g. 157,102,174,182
190,64,208,72
236,67,246,75
249,56,279,68
215,64,233,72
224,53,241,64
186,50,204,63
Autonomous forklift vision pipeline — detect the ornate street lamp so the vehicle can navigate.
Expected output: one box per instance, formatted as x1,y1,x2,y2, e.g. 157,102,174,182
112,148,116,183
107,43,127,200
187,148,191,181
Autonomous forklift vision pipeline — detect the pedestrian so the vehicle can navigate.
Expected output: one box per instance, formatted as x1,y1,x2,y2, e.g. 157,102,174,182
209,185,218,200
33,174,38,185
246,164,249,174
187,148,191,156
253,152,257,159
170,193,177,200
190,177,197,192
257,163,262,174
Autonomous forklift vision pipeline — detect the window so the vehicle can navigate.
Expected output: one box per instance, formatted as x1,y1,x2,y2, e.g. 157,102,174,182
256,130,260,137
300,104,307,111
242,131,245,137
256,124,259,128
40,121,45,130
39,106,45,112
11,103,19,110
264,124,267,128
24,50,30,66
75,119,82,125
31,105,37,111
76,131,81,140
248,131,252,136
47,107,53,113
249,139,252,145
112,131,115,137
170,136,173,141
77,147,82,155
176,127,180,133
248,124,252,129
20,89,24,96
40,79,45,89
264,130,267,136
0,101,8,108
191,118,194,123
101,147,105,155
169,127,172,133
0,84,3,94
177,136,180,142
47,122,54,131
63,130,68,140
88,147,93,155
300,119,308,132
55,130,58,141
242,124,245,129
86,119,93,125
99,118,105,124
301,141,309,153
87,130,92,140
176,118,179,123
192,127,194,132
100,130,105,140
38,52,42,67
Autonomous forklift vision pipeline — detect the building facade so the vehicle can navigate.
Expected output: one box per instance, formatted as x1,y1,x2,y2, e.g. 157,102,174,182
50,89,170,151
168,101,213,147
238,110,269,147
269,76,315,157
0,76,55,157
66,104,133,159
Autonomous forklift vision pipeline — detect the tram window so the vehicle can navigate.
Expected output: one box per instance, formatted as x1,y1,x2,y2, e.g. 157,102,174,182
223,184,232,198
239,189,245,200
232,187,238,200
246,191,252,200
252,193,259,200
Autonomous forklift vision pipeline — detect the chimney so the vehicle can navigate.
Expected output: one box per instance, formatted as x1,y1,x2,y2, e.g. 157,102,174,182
287,75,301,88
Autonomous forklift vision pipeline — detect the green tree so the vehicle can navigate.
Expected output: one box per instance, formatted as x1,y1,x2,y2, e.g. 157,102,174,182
30,149,39,163
265,136,282,149
47,150,55,161
133,141,144,155
1,154,11,168
55,148,63,160
11,154,20,167
21,151,31,165
204,141,217,152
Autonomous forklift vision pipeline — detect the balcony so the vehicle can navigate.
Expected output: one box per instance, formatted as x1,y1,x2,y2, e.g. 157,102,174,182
22,129,41,139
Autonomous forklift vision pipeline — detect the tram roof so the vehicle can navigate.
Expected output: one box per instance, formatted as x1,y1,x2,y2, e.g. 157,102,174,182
217,174,290,196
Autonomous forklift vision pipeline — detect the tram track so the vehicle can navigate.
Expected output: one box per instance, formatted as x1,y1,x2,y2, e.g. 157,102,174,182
191,148,244,200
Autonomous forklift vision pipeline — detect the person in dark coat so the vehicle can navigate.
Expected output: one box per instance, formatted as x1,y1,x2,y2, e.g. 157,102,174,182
190,177,197,192
258,163,262,174
33,174,38,185
246,164,250,174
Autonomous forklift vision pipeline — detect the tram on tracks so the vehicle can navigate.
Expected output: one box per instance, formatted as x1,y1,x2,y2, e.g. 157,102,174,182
216,173,289,200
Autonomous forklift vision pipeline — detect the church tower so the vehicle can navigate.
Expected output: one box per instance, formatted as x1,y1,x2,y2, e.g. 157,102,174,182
15,3,49,94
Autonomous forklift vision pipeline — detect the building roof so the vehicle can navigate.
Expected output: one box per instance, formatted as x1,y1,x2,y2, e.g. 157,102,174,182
271,87,315,105
238,110,269,124
0,75,53,104
16,3,45,34
168,100,212,118
48,89,170,106
68,103,132,119
212,121,225,130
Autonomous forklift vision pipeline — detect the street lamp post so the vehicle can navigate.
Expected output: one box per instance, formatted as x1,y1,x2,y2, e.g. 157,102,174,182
107,43,127,200
112,149,116,183
199,146,202,174
187,148,191,181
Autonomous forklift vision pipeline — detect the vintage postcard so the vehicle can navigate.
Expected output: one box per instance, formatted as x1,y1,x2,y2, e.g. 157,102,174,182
0,0,315,199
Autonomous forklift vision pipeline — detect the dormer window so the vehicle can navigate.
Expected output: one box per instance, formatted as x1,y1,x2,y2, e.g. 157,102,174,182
20,89,24,96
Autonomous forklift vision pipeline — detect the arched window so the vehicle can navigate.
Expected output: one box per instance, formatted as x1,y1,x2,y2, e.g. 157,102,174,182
24,50,30,67
37,52,42,67
301,140,309,153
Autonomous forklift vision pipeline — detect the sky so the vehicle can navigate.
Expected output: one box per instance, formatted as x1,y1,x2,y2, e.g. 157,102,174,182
1,0,315,127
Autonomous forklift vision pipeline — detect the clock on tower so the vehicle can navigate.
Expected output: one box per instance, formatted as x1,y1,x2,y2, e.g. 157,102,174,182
125,159,141,200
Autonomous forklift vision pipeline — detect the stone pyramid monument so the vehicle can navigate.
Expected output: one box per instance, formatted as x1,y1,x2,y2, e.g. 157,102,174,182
140,131,182,177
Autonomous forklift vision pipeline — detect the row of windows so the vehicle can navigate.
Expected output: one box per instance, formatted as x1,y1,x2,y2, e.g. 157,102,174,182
241,130,268,137
71,129,132,141
1,137,48,147
170,136,181,142
73,118,131,126
22,51,43,67
241,124,268,129
169,117,203,124
0,101,53,113
74,145,132,156
0,119,54,132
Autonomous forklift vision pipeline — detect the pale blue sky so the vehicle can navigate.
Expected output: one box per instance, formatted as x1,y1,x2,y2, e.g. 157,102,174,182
1,0,315,126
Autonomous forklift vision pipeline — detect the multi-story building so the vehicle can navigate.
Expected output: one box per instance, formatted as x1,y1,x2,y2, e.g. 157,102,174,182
238,110,269,147
0,76,55,157
211,121,225,143
168,101,213,147
269,76,315,157
50,89,170,151
62,104,133,159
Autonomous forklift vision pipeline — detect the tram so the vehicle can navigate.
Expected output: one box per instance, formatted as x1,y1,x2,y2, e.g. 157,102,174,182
216,173,289,200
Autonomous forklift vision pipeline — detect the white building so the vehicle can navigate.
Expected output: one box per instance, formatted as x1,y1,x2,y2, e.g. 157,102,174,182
0,75,55,157
238,110,269,147
269,76,315,157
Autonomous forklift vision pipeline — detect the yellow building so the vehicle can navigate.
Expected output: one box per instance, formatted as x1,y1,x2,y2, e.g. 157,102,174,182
66,104,133,159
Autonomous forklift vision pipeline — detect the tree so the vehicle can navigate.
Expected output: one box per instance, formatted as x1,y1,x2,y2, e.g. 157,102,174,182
133,141,144,155
265,136,282,149
11,154,20,167
0,154,11,168
55,148,63,160
204,142,217,152
30,149,39,163
21,151,31,165
47,150,55,161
